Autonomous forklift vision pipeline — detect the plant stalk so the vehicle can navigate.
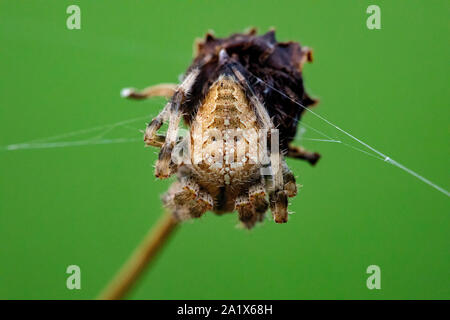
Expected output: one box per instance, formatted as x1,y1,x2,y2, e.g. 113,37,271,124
97,212,179,300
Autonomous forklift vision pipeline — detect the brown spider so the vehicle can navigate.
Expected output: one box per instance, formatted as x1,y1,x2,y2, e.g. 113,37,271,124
122,28,320,229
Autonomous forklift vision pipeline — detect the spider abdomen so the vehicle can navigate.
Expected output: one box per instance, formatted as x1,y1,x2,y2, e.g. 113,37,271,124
190,76,261,191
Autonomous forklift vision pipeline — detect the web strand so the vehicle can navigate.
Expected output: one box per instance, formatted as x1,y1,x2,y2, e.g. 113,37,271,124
27,114,150,144
2,138,142,151
1,79,448,197
0,114,150,152
249,72,449,197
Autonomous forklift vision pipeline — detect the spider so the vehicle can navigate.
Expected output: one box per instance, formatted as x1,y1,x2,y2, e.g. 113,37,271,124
122,28,320,229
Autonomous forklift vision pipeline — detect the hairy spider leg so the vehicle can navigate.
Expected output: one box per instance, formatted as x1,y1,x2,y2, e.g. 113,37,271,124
282,160,298,198
164,175,213,220
247,177,269,226
155,69,200,178
143,102,170,148
227,59,290,224
235,192,257,229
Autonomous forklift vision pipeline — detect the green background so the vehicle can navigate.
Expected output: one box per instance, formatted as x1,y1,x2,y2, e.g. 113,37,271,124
0,0,449,300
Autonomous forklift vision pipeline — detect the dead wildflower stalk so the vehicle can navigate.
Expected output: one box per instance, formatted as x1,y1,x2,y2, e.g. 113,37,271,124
97,212,179,300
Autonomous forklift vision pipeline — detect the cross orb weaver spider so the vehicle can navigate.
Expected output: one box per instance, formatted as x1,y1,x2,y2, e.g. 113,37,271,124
121,29,320,229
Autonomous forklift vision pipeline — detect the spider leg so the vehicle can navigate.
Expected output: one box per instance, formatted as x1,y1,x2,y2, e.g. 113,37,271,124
164,176,213,220
287,144,321,166
121,83,178,100
249,177,269,222
191,191,214,218
156,69,200,178
123,83,178,147
282,160,298,197
143,102,170,148
174,176,200,203
176,191,213,219
143,104,185,148
267,152,289,223
228,61,290,224
264,157,301,223
235,193,258,229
